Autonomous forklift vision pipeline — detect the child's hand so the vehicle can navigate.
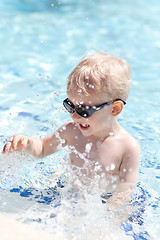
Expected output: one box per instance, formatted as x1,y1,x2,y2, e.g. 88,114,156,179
2,134,30,154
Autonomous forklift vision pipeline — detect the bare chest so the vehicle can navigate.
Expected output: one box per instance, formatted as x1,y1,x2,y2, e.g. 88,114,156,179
68,140,122,176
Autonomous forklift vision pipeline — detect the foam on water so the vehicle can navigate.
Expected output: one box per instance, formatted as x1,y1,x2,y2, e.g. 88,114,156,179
0,148,159,239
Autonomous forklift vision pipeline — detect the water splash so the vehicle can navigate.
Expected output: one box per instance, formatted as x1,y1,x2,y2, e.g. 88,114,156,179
0,151,160,239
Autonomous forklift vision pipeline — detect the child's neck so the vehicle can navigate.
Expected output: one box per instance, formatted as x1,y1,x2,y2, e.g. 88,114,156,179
88,120,121,142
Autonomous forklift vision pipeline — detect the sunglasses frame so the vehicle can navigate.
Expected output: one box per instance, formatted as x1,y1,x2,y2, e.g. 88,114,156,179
63,98,126,118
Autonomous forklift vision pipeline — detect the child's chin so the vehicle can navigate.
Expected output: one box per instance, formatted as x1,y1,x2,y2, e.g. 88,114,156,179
80,129,91,137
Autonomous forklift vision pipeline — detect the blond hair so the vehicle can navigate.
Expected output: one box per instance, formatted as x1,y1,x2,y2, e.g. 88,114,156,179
67,52,131,101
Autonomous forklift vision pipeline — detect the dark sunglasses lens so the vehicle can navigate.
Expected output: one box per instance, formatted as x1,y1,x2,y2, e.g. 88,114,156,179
76,107,91,118
63,101,74,113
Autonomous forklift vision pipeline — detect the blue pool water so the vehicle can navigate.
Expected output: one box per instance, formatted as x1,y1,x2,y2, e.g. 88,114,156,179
0,0,160,239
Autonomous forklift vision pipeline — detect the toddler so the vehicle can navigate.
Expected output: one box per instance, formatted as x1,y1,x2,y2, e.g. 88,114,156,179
3,52,140,208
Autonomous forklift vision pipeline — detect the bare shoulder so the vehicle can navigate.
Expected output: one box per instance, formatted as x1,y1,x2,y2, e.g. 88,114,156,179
118,129,140,183
59,121,78,133
41,121,79,156
58,121,79,141
103,127,139,153
104,127,140,160
122,129,140,155
119,129,140,171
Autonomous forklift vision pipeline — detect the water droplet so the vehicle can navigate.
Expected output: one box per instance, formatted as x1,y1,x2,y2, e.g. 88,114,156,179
88,84,94,88
78,89,82,93
112,184,117,190
45,74,50,78
96,140,101,147
61,139,65,144
85,143,92,153
109,132,114,136
110,164,115,170
105,166,110,172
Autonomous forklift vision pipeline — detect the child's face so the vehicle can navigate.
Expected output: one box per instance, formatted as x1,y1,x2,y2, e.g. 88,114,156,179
67,91,115,139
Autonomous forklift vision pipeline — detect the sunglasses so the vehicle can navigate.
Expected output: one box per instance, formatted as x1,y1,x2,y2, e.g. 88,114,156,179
63,98,126,118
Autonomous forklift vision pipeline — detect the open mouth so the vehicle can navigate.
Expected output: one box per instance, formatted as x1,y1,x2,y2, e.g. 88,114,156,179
79,123,90,130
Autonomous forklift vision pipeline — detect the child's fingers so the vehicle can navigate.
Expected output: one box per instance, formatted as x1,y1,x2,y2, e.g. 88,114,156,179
2,135,28,153
20,137,28,147
2,138,13,153
12,135,23,150
2,142,11,153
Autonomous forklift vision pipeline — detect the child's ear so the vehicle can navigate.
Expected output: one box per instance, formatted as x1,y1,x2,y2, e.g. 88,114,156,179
111,101,124,116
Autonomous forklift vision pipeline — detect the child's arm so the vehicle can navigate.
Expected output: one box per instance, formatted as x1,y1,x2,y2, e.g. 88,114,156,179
2,123,69,158
107,140,140,209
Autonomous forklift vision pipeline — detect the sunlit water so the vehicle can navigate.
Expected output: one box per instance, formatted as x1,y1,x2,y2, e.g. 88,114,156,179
0,0,160,239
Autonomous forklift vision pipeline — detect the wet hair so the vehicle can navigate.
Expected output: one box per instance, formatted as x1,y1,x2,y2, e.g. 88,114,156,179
67,52,131,101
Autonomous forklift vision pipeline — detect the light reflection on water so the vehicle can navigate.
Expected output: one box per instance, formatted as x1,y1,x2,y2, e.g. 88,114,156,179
0,0,160,239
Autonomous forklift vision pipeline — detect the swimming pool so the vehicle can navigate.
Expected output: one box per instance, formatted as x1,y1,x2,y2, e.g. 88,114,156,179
0,0,160,239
